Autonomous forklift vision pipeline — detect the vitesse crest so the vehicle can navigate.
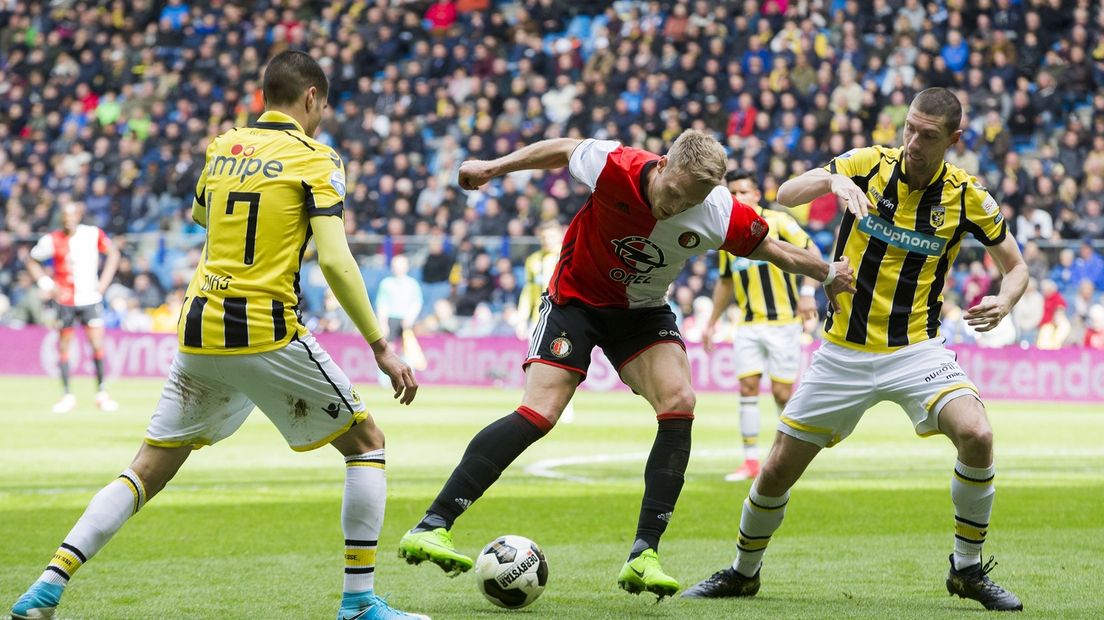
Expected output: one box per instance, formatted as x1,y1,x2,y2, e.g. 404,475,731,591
930,205,945,228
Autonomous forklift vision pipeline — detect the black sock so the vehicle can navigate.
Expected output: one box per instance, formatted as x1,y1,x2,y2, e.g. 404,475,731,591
59,360,70,393
417,410,550,531
630,417,692,559
93,357,105,390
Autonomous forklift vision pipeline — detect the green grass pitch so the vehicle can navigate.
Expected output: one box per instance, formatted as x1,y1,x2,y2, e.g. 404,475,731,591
1,376,1102,618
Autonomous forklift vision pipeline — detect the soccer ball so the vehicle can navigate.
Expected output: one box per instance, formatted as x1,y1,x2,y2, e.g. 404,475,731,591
474,535,548,609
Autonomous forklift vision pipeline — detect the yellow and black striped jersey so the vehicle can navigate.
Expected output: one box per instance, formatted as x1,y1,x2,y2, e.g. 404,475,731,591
823,145,1007,352
718,206,813,325
179,110,347,355
520,248,558,323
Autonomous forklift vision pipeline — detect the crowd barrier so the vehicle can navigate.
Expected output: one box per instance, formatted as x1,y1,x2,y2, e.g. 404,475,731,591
2,327,1102,402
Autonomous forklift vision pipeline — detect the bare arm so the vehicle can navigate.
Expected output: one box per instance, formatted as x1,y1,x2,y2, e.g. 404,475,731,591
777,168,873,217
99,243,121,294
702,276,734,353
748,236,856,311
458,138,583,190
964,234,1029,332
25,257,49,286
312,215,418,404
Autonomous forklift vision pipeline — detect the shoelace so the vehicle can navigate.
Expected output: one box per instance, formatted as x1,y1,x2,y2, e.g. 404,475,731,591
976,556,1004,592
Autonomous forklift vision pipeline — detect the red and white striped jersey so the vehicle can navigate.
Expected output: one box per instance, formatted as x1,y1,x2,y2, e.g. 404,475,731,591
549,139,768,309
30,224,112,307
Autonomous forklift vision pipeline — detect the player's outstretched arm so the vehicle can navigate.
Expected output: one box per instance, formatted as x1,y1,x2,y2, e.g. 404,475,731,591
748,236,856,312
311,215,418,405
964,234,1029,332
458,138,583,190
776,168,873,218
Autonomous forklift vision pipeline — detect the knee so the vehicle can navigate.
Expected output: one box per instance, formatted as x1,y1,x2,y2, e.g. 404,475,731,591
738,379,759,398
771,384,792,405
659,385,696,414
956,422,993,452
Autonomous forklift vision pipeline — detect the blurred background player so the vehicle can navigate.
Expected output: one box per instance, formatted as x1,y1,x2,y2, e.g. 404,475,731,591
10,50,426,620
376,254,427,371
516,220,574,423
26,201,121,413
703,170,821,481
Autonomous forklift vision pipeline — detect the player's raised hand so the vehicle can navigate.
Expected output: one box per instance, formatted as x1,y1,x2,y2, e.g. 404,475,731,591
964,295,1011,332
458,160,497,190
825,256,856,313
375,348,419,405
829,174,872,218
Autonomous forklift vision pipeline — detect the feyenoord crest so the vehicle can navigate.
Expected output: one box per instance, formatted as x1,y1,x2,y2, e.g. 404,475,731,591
678,231,700,248
930,205,946,227
549,334,572,358
750,220,766,238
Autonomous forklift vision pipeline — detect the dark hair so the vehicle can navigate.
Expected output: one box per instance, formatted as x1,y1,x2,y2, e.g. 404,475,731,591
262,50,328,107
911,87,962,135
725,168,758,188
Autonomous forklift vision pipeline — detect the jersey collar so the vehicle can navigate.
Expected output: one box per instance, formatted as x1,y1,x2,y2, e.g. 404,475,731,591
252,110,303,132
638,159,659,210
898,150,948,190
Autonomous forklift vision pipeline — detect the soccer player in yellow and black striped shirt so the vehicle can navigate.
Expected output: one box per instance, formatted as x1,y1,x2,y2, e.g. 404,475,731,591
706,170,820,481
10,51,428,620
684,88,1027,611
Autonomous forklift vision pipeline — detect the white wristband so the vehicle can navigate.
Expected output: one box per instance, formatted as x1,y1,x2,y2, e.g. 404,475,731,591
37,276,55,291
822,263,837,286
800,285,816,297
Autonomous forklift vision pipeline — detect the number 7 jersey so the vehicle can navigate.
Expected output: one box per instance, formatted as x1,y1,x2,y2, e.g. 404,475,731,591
180,111,347,355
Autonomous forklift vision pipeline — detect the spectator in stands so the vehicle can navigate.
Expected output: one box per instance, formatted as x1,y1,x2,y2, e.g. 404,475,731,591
1049,248,1079,295
1012,277,1044,346
1084,305,1104,349
1071,240,1104,288
0,0,1102,345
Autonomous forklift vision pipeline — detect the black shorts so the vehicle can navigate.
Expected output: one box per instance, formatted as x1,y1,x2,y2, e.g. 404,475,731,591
58,303,104,329
524,295,684,377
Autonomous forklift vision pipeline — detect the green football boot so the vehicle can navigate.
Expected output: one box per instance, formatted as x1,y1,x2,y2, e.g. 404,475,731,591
397,528,473,577
617,549,680,600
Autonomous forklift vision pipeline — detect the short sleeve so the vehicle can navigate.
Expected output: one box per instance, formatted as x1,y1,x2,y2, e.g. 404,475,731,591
30,234,54,262
776,212,812,248
963,181,1007,246
304,149,347,217
97,229,112,253
823,146,881,179
717,251,735,277
568,138,621,192
720,197,769,256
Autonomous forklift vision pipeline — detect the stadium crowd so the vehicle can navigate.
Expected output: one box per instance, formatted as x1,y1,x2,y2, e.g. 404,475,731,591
1,0,1103,349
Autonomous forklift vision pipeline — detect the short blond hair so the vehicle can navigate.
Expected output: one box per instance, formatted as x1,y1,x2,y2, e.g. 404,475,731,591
666,129,727,185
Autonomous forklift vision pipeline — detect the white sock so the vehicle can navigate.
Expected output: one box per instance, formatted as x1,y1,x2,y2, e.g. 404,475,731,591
733,484,788,577
343,450,386,595
951,460,995,570
40,469,146,586
739,396,760,462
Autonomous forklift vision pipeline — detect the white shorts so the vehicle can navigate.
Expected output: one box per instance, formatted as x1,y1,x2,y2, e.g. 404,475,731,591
145,333,367,452
778,337,979,448
735,322,802,383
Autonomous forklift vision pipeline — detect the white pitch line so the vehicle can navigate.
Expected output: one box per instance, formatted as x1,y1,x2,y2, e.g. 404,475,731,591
524,449,740,483
524,446,1104,483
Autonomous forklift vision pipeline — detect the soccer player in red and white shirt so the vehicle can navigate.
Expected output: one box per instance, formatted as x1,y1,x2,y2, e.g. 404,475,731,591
399,130,855,597
26,201,121,413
